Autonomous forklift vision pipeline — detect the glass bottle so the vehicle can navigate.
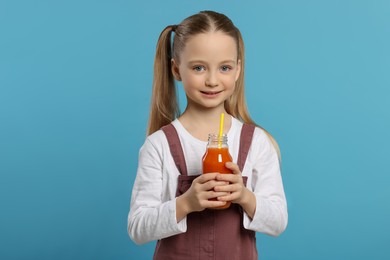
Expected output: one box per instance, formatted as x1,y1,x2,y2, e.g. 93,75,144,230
202,133,232,209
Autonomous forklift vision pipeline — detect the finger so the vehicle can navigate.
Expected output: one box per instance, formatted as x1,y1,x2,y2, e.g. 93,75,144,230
202,180,229,192
202,199,228,208
215,173,242,184
195,173,219,184
206,190,230,199
225,162,241,175
217,193,237,202
214,183,240,193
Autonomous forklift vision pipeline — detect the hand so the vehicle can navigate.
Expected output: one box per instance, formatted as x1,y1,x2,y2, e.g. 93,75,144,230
176,173,230,220
213,162,247,204
213,162,256,218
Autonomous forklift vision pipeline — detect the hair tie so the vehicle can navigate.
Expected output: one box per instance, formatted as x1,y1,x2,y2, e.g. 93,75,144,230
171,25,178,32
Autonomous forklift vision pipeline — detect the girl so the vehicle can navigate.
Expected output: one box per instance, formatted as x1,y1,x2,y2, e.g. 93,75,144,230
128,10,288,260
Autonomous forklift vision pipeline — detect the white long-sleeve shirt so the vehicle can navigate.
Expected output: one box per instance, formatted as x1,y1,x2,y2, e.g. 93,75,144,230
128,117,288,245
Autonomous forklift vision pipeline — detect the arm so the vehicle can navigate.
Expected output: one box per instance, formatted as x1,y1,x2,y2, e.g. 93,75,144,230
246,130,288,236
128,139,185,244
215,129,288,236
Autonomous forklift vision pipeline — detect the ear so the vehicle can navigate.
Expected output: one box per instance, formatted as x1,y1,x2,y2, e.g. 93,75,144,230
235,59,241,82
171,59,182,81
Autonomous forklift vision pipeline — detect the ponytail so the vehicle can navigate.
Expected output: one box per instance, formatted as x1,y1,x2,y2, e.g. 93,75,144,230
147,25,180,135
225,30,281,159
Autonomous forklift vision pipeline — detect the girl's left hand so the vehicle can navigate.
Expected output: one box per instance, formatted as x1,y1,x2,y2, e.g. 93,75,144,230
213,162,248,205
214,162,256,218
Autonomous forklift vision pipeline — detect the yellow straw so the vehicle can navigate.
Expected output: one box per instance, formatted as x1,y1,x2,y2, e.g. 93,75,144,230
218,113,224,148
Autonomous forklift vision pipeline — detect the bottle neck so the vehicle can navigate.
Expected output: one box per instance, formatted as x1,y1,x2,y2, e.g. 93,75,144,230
207,134,228,148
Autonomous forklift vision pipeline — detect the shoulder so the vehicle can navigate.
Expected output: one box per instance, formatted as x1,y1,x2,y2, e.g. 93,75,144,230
231,117,268,142
141,127,169,154
253,126,270,142
250,126,280,163
142,120,186,151
147,127,167,143
231,117,277,156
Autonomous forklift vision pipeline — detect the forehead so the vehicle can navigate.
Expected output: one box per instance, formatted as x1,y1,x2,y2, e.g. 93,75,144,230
180,32,238,62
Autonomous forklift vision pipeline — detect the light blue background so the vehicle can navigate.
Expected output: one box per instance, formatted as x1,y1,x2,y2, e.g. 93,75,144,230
1,0,389,259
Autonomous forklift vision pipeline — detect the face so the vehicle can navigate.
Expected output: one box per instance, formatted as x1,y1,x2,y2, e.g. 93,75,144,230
172,31,241,111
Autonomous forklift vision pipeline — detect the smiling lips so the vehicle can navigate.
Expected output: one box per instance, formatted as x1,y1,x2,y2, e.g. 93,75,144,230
200,90,222,96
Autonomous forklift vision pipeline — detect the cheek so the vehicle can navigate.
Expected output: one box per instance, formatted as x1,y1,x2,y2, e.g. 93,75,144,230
223,76,237,89
182,74,203,86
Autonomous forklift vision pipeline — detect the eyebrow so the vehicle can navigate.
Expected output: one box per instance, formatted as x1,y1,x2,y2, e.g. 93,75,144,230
188,59,237,65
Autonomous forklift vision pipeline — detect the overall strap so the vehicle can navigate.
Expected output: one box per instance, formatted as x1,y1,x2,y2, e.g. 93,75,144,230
161,124,188,176
237,124,256,172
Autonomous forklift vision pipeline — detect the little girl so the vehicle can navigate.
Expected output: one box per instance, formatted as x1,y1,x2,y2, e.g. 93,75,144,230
128,10,288,260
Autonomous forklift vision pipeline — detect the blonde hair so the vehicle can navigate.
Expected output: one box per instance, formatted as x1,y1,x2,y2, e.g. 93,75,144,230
147,11,280,157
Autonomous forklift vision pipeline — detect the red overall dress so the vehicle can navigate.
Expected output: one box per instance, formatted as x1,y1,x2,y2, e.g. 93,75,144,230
154,124,258,260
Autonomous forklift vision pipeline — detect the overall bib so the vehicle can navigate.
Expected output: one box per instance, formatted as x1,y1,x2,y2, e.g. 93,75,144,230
154,124,258,260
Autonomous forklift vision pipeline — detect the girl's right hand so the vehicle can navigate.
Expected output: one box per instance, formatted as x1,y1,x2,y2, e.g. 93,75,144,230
176,173,229,221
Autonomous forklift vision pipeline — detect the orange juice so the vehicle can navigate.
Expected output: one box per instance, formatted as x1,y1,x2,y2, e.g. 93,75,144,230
202,134,232,209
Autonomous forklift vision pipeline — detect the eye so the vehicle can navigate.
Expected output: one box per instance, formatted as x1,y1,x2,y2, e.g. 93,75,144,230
220,65,232,72
193,65,206,72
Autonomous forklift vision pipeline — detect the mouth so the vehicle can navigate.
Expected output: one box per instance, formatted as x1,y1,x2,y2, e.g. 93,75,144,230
200,90,222,97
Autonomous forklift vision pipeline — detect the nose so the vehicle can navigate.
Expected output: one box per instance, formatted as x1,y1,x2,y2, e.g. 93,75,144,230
205,72,219,87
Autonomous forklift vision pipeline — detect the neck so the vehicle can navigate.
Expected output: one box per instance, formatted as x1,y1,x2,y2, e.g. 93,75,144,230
178,106,232,141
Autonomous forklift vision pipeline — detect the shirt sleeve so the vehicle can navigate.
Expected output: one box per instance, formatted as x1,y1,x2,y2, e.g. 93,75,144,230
127,138,187,244
242,129,288,236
